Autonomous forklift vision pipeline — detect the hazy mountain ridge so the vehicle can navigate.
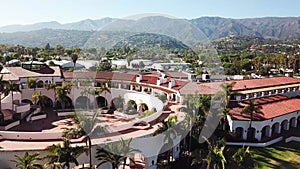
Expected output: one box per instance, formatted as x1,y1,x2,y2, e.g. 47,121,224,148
1,16,300,48
0,17,115,32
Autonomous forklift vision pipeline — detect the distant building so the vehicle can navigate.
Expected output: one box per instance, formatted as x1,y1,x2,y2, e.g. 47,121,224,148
45,60,85,70
151,62,190,71
112,59,128,69
130,59,153,68
5,59,21,67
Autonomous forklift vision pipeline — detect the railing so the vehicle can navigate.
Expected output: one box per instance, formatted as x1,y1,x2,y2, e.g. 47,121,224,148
285,136,300,143
226,137,283,147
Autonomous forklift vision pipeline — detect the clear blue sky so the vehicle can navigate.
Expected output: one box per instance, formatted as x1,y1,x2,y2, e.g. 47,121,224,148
0,0,299,27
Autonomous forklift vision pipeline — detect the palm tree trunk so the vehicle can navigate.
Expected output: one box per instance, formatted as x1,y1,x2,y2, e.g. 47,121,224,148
88,136,92,168
0,92,2,113
123,157,127,169
11,91,14,111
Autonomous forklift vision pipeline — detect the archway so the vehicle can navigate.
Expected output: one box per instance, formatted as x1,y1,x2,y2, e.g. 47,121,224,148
127,100,137,110
272,122,280,136
281,119,289,132
235,127,244,140
56,96,74,110
21,99,33,105
247,127,256,141
75,96,90,109
96,96,108,108
37,80,44,88
290,117,297,128
37,95,53,110
139,103,149,112
111,96,124,111
261,125,271,138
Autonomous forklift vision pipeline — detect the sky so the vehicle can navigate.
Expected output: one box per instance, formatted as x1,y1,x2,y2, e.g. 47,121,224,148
0,0,299,27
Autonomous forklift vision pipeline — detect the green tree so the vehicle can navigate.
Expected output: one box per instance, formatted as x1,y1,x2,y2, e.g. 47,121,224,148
3,81,21,111
205,139,226,169
55,83,72,111
46,138,86,169
241,100,262,131
46,83,58,109
233,146,253,169
70,53,79,69
27,77,39,91
32,91,40,105
0,75,8,122
96,138,140,169
112,95,124,111
11,152,43,169
74,111,107,168
153,116,178,163
97,83,111,107
97,59,112,71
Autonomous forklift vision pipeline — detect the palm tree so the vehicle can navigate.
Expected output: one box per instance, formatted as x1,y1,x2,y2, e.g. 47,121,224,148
241,100,262,130
32,91,40,105
153,116,178,163
11,152,43,169
96,138,140,169
233,146,252,169
3,81,21,111
70,53,78,69
55,83,72,111
96,146,123,169
27,77,39,91
97,83,111,107
45,138,86,169
0,75,8,121
45,83,57,109
218,82,235,131
74,111,107,168
220,82,235,108
184,94,211,152
204,139,226,169
80,87,91,109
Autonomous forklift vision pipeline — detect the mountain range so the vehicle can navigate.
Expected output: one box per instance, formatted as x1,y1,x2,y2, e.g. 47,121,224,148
0,16,300,48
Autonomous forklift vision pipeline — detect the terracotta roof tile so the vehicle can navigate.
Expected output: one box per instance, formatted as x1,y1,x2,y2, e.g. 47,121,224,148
64,72,136,81
230,76,300,91
197,82,223,95
230,97,300,121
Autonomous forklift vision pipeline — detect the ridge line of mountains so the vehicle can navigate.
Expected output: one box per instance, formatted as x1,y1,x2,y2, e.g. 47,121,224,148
0,16,300,48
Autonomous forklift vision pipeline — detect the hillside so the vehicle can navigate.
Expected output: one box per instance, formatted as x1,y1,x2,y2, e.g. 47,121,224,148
112,33,189,50
1,16,300,47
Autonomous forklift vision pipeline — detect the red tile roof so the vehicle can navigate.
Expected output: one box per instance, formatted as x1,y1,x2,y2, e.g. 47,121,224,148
64,72,136,81
230,76,300,91
197,82,223,95
230,97,300,121
140,74,158,85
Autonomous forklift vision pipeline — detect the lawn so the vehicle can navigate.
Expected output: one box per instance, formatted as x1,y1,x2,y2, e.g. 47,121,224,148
252,142,300,169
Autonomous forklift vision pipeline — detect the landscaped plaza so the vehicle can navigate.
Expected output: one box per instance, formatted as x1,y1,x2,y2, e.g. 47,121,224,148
1,60,300,169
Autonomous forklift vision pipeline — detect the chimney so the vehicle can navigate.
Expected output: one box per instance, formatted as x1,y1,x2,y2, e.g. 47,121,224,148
136,74,142,83
157,78,161,86
168,79,175,89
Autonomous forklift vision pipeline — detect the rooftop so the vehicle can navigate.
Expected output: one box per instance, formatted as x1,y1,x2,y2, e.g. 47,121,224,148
1,66,61,78
229,76,300,91
230,96,300,121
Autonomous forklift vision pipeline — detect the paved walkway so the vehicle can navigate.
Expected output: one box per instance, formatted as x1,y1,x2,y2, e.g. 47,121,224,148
0,103,185,151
